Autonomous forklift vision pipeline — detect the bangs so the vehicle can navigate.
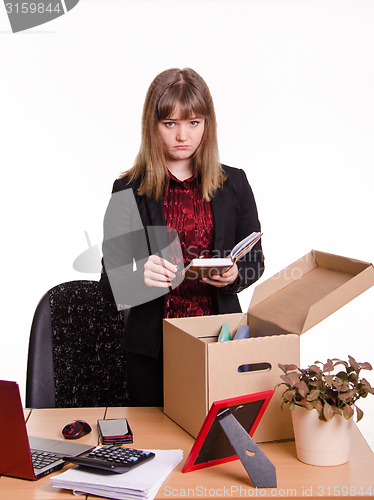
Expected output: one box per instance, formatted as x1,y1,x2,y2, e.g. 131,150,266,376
127,67,222,201
156,83,208,121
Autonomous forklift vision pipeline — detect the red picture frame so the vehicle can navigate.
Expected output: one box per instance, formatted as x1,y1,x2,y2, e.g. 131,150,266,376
182,390,274,473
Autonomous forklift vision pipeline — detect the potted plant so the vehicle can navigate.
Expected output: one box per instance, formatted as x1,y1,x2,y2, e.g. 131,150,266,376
277,356,374,466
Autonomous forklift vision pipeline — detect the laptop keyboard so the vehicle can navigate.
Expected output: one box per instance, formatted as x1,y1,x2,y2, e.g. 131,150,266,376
31,449,61,470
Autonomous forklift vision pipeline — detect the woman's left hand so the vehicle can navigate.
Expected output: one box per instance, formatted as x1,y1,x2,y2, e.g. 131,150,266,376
201,263,239,288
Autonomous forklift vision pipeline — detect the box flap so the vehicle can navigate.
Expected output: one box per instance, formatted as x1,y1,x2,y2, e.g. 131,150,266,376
249,250,374,336
250,251,317,309
302,263,374,333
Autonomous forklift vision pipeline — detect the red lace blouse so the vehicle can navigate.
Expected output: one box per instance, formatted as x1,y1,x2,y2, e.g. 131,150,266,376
163,173,216,318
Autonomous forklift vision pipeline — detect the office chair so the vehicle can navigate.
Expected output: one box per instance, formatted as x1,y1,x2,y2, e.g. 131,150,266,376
26,280,128,408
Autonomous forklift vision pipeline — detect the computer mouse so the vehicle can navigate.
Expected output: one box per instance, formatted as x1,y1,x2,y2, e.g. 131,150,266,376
62,420,92,439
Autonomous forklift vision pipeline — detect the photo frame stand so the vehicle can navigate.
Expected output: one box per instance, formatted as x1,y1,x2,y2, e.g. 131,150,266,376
217,408,277,488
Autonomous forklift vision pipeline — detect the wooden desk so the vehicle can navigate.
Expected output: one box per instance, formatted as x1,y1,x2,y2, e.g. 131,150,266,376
0,407,373,500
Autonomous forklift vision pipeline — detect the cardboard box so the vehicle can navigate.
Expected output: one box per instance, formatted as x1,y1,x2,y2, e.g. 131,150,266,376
163,250,374,442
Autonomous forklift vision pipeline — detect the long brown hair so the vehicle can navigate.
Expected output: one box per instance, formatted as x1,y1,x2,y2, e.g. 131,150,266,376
121,68,225,201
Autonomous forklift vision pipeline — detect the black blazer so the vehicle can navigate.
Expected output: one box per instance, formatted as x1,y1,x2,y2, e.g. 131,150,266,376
100,165,264,358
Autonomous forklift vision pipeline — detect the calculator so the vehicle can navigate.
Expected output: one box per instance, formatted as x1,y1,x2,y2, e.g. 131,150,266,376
63,445,155,473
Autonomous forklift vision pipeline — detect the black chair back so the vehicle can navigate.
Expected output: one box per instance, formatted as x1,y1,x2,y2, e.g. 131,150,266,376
26,280,128,408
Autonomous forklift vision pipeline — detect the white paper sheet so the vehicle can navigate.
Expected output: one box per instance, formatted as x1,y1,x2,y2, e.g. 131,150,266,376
50,449,183,500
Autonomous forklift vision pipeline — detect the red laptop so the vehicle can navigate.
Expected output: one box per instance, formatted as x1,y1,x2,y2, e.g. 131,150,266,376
0,380,94,480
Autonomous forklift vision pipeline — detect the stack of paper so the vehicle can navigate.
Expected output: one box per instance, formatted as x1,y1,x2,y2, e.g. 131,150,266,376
50,449,183,500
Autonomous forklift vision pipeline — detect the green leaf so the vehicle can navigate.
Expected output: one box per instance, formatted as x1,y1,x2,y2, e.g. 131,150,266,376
336,371,348,381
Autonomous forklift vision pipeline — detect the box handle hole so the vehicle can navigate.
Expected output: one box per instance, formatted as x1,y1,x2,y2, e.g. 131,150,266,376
237,362,271,373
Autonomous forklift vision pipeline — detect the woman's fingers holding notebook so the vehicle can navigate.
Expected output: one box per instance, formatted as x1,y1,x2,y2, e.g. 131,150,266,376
144,255,178,287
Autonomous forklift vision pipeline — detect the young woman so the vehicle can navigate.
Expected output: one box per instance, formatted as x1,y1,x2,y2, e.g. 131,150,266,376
100,68,264,406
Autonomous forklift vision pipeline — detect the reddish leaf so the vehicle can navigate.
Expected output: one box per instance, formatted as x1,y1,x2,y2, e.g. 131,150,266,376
287,364,299,371
280,374,292,386
339,382,350,393
356,406,364,422
360,362,372,371
338,393,350,403
278,363,298,373
306,390,320,401
283,389,296,402
309,365,322,377
361,378,374,393
348,356,360,373
314,400,323,414
300,401,314,410
324,375,334,387
342,405,354,419
323,359,334,372
323,402,334,421
288,372,301,386
278,363,287,374
333,359,348,370
295,381,309,397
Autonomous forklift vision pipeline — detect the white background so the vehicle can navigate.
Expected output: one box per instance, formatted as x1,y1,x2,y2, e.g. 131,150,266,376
0,0,373,451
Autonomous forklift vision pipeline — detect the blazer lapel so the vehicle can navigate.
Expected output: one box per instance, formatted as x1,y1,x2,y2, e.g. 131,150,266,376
211,187,226,255
140,196,174,258
137,196,166,227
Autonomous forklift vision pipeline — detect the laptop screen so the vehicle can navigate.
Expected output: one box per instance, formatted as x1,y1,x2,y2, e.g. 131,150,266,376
0,380,94,480
0,380,35,480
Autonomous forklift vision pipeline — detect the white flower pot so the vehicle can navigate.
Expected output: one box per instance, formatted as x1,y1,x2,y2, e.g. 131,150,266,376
291,405,353,466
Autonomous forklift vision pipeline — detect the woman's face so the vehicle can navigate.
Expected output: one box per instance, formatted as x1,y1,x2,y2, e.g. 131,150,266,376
157,103,205,167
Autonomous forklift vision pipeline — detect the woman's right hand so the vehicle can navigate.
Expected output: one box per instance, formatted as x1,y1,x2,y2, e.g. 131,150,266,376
144,255,178,288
